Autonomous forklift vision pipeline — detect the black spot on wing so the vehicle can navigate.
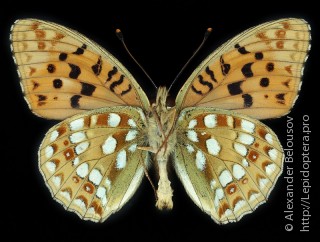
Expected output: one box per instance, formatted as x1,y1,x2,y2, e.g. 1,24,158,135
32,81,39,90
106,66,118,82
276,93,285,100
47,64,56,73
198,75,213,92
110,75,124,93
205,66,217,82
53,79,63,88
255,52,264,60
266,62,274,72
241,62,254,78
260,78,269,87
282,79,290,88
220,56,230,75
242,94,253,108
70,95,82,108
59,53,68,61
121,84,132,96
92,56,102,76
235,44,250,54
80,82,96,96
227,81,244,95
68,64,81,79
73,44,87,55
37,95,47,101
276,93,286,104
191,85,203,95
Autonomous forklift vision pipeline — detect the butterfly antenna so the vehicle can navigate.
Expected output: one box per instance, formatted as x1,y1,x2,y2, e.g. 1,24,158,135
168,28,212,92
116,29,158,89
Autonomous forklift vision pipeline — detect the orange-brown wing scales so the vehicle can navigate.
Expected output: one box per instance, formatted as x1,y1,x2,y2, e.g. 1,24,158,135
176,18,310,119
38,106,148,222
11,19,150,120
174,107,283,224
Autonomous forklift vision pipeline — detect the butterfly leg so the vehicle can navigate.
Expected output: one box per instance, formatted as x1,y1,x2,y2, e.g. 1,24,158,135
137,146,157,152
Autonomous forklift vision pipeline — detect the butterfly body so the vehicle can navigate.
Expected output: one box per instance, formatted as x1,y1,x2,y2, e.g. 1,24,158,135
11,18,310,224
146,87,177,209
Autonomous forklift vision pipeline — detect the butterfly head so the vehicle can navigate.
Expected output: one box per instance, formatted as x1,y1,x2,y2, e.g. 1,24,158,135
152,86,168,109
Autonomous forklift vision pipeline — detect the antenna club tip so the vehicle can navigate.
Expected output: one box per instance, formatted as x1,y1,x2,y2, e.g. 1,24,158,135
115,29,123,40
204,27,212,39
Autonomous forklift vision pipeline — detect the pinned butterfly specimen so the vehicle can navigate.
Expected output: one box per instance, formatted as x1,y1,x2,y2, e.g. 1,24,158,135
10,18,310,224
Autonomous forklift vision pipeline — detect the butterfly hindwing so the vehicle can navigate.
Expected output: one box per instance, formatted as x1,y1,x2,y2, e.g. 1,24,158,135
11,19,150,120
174,107,283,223
175,18,311,119
39,106,148,222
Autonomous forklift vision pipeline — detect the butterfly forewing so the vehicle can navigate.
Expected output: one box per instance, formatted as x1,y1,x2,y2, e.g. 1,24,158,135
174,107,283,223
39,106,148,222
11,19,150,120
175,18,311,119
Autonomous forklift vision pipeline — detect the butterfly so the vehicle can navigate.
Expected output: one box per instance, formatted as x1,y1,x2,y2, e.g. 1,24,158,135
10,18,310,224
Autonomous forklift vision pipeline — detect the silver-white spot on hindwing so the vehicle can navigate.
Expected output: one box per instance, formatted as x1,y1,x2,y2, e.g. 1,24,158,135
116,150,127,169
125,130,138,141
206,137,221,155
204,114,217,128
50,130,59,142
188,119,197,129
268,148,278,161
102,136,117,155
186,144,195,153
232,164,245,180
214,188,224,208
60,190,71,201
259,177,269,189
195,150,206,171
238,133,255,145
187,130,198,142
128,118,137,128
265,133,273,144
45,146,54,159
70,118,84,131
241,119,255,133
96,186,107,206
75,141,89,155
45,161,56,174
70,131,86,144
234,199,246,212
219,170,233,187
76,162,89,178
108,113,121,127
89,169,103,186
265,163,277,175
234,143,248,156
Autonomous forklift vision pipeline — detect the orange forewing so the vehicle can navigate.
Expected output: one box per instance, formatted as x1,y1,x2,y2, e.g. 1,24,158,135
11,19,150,120
175,18,310,119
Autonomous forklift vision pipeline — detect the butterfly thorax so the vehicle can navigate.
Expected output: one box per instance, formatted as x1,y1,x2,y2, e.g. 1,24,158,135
147,87,177,209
